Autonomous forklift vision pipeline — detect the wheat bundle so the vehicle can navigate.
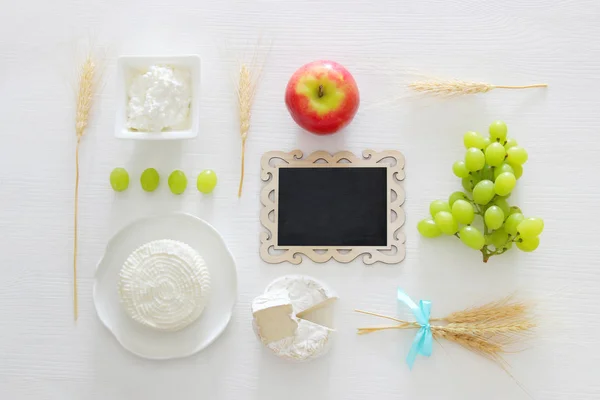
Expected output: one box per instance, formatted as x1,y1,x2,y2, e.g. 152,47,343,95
356,289,534,368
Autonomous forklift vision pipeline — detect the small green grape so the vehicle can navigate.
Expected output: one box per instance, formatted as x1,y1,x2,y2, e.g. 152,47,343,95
480,165,494,181
517,217,544,238
505,213,525,236
452,199,475,224
452,161,470,178
461,178,474,192
484,206,505,230
512,163,523,179
110,168,129,192
465,148,485,171
489,120,508,143
517,236,539,252
197,169,218,194
418,219,442,238
508,206,522,216
472,180,495,205
482,136,491,148
493,197,511,217
494,172,516,196
504,138,518,150
434,211,458,235
430,200,451,218
506,146,528,166
140,168,160,192
494,163,514,180
449,191,468,206
489,228,509,249
463,131,486,149
459,226,485,250
485,142,507,167
168,170,187,195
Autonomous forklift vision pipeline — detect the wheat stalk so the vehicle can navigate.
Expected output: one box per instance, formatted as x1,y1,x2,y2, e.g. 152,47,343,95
408,79,547,97
73,54,96,321
355,298,534,365
236,63,259,197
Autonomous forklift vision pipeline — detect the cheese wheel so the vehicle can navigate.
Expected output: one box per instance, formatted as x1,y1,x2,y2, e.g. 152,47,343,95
118,239,211,332
252,275,337,361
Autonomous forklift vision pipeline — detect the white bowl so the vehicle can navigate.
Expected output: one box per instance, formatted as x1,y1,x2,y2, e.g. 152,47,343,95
115,55,200,140
94,213,238,359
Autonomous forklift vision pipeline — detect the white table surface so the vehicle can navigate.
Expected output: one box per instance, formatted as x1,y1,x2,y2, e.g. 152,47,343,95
1,0,599,399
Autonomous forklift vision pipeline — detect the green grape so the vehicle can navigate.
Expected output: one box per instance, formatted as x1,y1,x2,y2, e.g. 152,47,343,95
506,146,528,166
512,163,523,179
516,217,544,238
168,170,187,195
508,206,522,216
463,131,486,149
482,136,491,148
493,197,511,217
197,169,218,194
494,172,516,196
434,211,458,235
449,191,468,206
140,168,160,192
462,178,474,192
465,148,485,171
480,165,494,181
484,206,505,230
484,142,507,167
110,168,129,192
504,138,518,150
505,213,524,236
459,226,485,250
472,180,495,205
489,228,509,249
418,219,442,238
489,120,508,143
452,161,470,178
452,199,475,224
430,200,451,217
494,163,514,180
517,236,539,252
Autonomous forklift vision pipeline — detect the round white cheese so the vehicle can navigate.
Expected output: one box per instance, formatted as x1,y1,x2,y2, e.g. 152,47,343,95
118,239,211,332
252,275,338,361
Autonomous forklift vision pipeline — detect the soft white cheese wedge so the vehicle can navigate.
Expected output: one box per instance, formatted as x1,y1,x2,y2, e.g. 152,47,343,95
118,239,211,332
252,275,338,361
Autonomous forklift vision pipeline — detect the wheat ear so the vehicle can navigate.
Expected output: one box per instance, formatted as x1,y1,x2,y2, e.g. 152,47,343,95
237,64,258,197
73,54,96,320
408,79,547,97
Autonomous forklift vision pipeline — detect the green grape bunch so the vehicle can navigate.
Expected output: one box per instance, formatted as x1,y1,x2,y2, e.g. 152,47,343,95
417,121,544,262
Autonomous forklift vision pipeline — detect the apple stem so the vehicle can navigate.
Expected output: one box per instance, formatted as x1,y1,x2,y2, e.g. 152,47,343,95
318,84,324,98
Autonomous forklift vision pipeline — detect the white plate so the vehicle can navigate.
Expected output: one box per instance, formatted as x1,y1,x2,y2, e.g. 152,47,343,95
94,213,237,359
114,54,201,140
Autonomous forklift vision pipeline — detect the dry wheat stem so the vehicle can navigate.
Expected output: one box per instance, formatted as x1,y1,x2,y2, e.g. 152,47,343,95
356,298,533,364
73,55,96,321
237,64,257,198
408,79,547,97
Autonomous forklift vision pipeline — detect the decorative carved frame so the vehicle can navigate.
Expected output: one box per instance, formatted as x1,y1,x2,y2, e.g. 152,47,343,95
260,150,406,265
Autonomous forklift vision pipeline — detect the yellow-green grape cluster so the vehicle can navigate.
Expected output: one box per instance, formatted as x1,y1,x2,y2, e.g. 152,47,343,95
418,121,544,262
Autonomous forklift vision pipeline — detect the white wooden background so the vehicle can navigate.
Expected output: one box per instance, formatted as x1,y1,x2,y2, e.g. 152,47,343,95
1,0,599,399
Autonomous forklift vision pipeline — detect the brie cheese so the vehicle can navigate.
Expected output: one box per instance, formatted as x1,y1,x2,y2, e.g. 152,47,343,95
118,239,211,332
252,275,337,361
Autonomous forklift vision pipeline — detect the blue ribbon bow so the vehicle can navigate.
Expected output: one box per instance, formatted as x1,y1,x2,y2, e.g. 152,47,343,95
397,288,433,369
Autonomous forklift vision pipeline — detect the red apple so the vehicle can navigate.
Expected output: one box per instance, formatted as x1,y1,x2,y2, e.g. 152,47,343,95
285,60,359,135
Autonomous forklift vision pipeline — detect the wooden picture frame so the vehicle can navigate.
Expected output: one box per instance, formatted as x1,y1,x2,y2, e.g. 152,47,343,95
260,150,406,265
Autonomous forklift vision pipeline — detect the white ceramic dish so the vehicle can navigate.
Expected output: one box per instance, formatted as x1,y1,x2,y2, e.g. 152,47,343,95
115,55,200,140
94,213,237,359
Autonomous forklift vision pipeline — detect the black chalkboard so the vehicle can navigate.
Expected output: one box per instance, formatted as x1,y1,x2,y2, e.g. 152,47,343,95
277,167,388,247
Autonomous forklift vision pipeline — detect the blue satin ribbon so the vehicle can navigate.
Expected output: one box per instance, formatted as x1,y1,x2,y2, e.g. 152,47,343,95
397,288,433,369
